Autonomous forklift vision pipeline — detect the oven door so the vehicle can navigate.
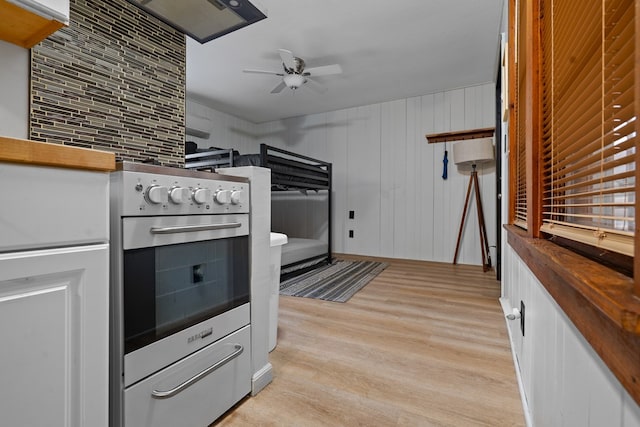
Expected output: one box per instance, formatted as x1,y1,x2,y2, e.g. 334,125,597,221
121,214,250,357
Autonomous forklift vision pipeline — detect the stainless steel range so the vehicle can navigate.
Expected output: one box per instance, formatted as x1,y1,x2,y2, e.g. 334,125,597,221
109,162,252,427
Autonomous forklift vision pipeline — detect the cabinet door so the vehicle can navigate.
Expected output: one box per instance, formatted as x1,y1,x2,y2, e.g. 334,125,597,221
0,0,68,48
0,244,109,427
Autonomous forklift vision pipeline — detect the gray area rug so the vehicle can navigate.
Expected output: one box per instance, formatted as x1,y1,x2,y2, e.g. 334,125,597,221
279,260,388,302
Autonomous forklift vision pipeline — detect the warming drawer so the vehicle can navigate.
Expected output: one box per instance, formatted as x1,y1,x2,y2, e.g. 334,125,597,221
124,325,251,427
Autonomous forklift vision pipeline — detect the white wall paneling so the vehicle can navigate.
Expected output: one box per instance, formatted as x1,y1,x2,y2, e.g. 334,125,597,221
186,99,257,154
446,89,467,264
0,40,29,139
502,244,640,426
326,109,349,254
379,100,401,257
404,97,421,259
430,91,449,263
345,104,382,256
187,83,497,265
419,93,437,261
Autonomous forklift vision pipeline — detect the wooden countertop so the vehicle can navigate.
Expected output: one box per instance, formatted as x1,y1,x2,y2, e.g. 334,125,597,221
0,136,115,171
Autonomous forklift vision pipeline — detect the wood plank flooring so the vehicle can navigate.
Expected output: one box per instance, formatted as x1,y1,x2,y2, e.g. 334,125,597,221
213,256,525,426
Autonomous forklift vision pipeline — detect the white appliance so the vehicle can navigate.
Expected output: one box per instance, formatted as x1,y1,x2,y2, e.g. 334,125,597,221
109,162,252,427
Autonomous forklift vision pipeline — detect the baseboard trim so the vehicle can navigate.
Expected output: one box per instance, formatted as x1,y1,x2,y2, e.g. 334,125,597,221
500,297,533,427
251,362,273,396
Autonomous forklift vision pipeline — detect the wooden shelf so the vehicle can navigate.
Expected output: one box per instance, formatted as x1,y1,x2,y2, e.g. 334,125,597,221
425,127,495,144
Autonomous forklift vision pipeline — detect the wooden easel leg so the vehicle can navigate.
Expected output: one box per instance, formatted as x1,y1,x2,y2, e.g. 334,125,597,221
472,171,491,272
453,169,492,272
453,171,474,265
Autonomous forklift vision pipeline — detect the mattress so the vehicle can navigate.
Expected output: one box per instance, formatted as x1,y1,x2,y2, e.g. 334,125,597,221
281,237,328,266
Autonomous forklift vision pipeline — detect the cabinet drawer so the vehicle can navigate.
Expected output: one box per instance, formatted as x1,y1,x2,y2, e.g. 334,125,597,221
0,163,109,251
124,325,251,427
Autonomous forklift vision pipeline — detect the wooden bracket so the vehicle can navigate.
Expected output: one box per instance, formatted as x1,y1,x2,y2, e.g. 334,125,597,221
425,127,495,144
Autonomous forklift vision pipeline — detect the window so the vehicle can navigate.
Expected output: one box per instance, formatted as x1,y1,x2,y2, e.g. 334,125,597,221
540,0,635,257
512,0,637,266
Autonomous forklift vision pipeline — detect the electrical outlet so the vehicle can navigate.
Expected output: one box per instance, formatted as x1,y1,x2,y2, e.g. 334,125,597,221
348,230,354,238
520,300,525,337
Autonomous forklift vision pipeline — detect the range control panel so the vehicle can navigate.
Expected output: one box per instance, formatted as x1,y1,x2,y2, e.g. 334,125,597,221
111,163,250,217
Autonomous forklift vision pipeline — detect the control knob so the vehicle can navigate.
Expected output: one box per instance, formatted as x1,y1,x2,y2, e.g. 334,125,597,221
192,188,211,205
214,189,232,205
145,185,168,204
230,190,243,205
169,186,190,204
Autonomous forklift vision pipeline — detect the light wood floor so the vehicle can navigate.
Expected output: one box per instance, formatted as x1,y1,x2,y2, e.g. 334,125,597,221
214,256,525,426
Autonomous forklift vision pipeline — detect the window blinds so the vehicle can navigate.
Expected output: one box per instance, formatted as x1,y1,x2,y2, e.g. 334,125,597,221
540,0,635,256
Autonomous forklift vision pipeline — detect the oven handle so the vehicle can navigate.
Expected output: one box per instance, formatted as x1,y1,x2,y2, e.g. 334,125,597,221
149,222,242,234
151,344,244,399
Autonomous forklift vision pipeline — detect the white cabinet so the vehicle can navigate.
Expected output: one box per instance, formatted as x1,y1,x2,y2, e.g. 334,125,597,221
0,244,109,426
0,0,69,48
0,157,112,427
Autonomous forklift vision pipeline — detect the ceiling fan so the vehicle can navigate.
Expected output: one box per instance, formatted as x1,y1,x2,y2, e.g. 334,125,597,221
243,49,342,94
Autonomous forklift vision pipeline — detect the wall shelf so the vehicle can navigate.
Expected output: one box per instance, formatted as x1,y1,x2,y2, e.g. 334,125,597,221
425,127,495,144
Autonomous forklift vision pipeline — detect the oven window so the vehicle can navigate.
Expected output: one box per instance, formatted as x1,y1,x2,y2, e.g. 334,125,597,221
123,236,249,354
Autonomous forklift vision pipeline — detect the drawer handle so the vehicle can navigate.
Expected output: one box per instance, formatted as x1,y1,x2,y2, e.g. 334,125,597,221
151,344,243,399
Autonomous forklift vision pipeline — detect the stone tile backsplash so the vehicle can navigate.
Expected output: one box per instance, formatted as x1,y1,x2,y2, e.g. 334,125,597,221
30,0,186,167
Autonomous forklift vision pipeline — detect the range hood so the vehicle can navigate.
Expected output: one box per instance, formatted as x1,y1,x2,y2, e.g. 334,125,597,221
127,0,266,44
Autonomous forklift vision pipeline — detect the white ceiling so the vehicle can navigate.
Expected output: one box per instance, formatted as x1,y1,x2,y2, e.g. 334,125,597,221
186,0,505,124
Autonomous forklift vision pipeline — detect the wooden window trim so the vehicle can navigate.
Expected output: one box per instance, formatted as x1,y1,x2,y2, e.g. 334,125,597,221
508,0,517,225
506,224,640,405
525,0,543,237
635,0,640,297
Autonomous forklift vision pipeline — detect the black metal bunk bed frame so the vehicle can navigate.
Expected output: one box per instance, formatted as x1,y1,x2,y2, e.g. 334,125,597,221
262,144,332,279
184,148,235,170
185,143,332,278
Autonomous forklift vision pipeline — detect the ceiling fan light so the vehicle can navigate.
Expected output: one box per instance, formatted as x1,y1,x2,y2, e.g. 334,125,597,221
283,74,305,89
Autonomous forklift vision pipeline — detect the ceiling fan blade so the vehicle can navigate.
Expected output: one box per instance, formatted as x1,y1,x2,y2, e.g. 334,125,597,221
270,81,287,94
303,77,327,94
243,68,283,76
304,64,342,77
278,49,296,70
